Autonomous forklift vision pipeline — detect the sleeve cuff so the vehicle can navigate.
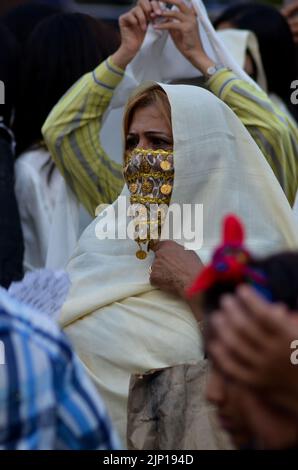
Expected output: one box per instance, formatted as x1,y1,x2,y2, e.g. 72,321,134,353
92,56,125,92
207,69,239,100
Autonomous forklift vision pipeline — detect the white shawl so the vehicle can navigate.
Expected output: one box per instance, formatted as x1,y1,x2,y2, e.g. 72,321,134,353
61,83,298,446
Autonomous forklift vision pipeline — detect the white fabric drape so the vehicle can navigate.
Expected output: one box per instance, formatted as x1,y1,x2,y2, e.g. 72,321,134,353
217,29,268,91
61,83,298,446
109,0,258,111
15,148,92,272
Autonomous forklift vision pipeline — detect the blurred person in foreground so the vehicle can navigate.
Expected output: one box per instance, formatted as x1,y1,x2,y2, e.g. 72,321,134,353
0,286,119,449
188,215,298,449
0,23,23,288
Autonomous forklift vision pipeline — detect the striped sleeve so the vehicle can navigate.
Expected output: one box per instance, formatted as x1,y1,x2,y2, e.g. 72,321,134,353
207,70,298,206
42,57,125,216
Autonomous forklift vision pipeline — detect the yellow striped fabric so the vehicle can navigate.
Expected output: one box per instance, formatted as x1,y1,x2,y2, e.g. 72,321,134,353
42,58,124,216
208,69,298,206
43,60,298,216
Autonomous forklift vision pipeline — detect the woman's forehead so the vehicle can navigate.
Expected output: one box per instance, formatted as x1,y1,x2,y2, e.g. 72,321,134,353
128,104,172,133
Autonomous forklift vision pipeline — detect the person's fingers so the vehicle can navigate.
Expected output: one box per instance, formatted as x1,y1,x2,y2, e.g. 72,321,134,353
133,5,148,31
191,4,198,17
120,10,138,27
162,0,192,15
137,0,153,19
150,240,163,252
210,314,264,367
208,341,258,385
219,294,270,347
150,240,175,252
153,21,183,31
151,0,162,16
236,285,288,332
159,9,186,22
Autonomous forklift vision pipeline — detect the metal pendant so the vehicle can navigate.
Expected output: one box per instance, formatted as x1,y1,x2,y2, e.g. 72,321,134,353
136,250,147,260
129,183,138,194
160,160,171,171
160,184,172,195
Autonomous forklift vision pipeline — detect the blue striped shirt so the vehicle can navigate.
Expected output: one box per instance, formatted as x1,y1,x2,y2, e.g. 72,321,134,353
0,288,120,450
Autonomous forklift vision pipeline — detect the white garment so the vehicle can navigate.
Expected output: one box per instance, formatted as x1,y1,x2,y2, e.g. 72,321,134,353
217,29,268,91
61,83,298,446
15,148,92,272
109,0,258,112
216,29,297,123
217,28,298,216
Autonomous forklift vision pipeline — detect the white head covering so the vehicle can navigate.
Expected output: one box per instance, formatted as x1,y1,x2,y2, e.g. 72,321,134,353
103,1,262,166
217,29,268,92
61,83,298,445
110,0,258,110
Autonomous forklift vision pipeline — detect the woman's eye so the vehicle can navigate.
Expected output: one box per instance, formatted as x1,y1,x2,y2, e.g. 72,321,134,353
126,137,138,150
151,138,172,149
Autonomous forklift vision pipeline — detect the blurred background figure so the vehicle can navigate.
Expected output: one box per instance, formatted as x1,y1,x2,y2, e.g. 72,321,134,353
2,2,61,47
13,12,120,271
0,23,24,288
0,0,68,17
282,0,298,45
214,2,298,122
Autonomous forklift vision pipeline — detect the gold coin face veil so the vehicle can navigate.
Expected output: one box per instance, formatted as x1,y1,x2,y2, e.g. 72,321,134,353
123,148,174,259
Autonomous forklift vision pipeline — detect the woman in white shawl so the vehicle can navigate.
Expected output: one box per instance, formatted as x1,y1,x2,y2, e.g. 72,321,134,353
60,71,298,446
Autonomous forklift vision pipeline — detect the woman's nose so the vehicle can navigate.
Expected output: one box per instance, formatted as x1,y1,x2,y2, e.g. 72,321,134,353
138,137,151,150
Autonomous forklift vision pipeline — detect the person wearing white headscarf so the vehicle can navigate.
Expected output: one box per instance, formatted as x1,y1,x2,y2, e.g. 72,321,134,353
41,2,298,448
60,75,298,446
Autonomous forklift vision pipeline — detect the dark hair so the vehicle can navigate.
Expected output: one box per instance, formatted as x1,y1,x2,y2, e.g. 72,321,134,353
214,3,298,121
13,12,120,156
0,22,19,126
2,2,61,46
203,252,298,315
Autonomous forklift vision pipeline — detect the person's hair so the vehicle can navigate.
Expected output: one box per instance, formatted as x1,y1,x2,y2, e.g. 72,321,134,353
13,12,120,156
123,85,172,145
2,2,61,46
203,252,298,315
214,3,298,121
0,22,19,126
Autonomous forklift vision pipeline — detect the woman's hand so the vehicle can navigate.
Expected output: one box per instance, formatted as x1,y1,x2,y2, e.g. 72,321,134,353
150,240,204,322
111,4,150,70
152,0,215,75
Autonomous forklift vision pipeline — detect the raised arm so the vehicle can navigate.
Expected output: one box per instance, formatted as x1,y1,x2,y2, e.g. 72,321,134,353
42,5,151,216
206,70,298,206
152,0,298,206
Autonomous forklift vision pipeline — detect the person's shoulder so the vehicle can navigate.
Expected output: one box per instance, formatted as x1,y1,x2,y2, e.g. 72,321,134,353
16,147,50,170
0,288,72,363
15,147,51,190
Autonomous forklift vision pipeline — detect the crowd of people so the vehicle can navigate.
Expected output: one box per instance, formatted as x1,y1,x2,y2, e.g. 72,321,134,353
0,0,298,450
